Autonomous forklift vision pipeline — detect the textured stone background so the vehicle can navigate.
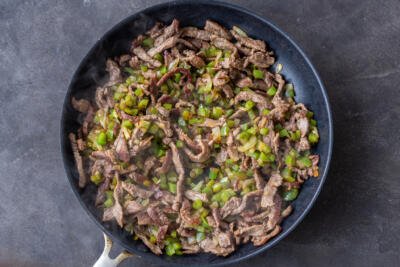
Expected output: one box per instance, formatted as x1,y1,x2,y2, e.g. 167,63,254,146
0,0,399,266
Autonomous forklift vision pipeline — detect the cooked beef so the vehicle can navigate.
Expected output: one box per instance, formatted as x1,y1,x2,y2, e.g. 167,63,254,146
121,181,154,199
169,142,185,211
248,51,274,68
261,172,283,208
205,20,232,40
71,97,90,113
68,133,86,188
183,139,210,163
114,131,130,163
181,27,211,40
184,190,208,203
132,46,162,67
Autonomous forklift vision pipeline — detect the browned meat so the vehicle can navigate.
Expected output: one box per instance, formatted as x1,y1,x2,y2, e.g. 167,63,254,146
121,181,154,199
231,30,266,52
220,197,241,218
210,35,236,51
235,90,270,113
199,234,235,256
205,20,232,40
105,59,122,86
132,46,162,67
184,190,208,203
134,228,162,255
82,106,94,136
261,172,283,208
248,51,274,68
143,155,157,176
221,84,234,98
236,77,253,88
95,86,114,109
213,70,230,87
253,169,265,190
155,149,172,175
296,137,310,151
71,97,90,113
69,133,86,188
114,131,130,163
196,118,225,128
230,190,262,216
147,203,170,226
124,200,144,215
181,26,211,40
252,225,281,246
169,142,185,211
179,199,200,226
148,36,179,57
91,150,116,163
183,139,210,163
156,225,169,243
102,176,124,227
154,19,179,47
130,136,153,156
146,22,163,38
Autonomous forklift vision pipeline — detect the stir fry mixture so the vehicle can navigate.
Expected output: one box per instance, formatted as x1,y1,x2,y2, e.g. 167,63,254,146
69,19,320,256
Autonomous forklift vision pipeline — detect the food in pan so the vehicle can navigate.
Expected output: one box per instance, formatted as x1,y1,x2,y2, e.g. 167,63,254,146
69,19,319,256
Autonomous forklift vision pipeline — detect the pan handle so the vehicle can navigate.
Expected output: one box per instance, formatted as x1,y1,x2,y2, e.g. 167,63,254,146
93,233,135,267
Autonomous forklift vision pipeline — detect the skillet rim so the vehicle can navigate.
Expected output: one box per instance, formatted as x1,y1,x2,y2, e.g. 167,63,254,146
60,0,333,266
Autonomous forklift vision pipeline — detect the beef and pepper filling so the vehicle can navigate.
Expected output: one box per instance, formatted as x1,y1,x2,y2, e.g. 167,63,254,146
69,19,320,256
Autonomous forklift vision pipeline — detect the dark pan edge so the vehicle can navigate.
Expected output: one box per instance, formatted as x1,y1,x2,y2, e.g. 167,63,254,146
60,0,333,266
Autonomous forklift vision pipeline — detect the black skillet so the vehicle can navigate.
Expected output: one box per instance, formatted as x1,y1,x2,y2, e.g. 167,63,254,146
61,1,333,266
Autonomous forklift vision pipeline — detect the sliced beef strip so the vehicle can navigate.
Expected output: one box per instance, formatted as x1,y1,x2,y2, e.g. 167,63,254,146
251,225,281,246
183,138,210,163
230,30,266,52
69,133,87,188
181,26,211,40
253,169,265,190
124,200,144,215
71,97,90,113
95,86,114,109
169,142,185,211
210,35,237,51
248,51,274,68
204,20,232,40
129,136,153,156
261,172,283,208
154,19,179,47
134,227,163,255
179,199,200,226
146,203,170,226
132,46,162,67
114,131,130,163
155,149,172,175
105,59,122,86
102,175,124,227
147,36,179,57
212,70,230,87
184,190,208,203
235,90,271,113
121,181,154,199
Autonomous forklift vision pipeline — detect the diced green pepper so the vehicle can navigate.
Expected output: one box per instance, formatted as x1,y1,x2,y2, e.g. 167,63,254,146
308,132,319,143
260,127,269,135
122,120,133,129
283,188,299,201
209,168,219,180
138,98,149,109
252,69,264,79
192,199,203,210
297,156,312,168
212,107,224,119
267,86,277,96
142,37,154,48
96,132,107,146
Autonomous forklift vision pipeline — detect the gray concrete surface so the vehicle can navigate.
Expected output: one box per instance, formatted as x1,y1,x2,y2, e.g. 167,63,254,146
0,0,399,266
